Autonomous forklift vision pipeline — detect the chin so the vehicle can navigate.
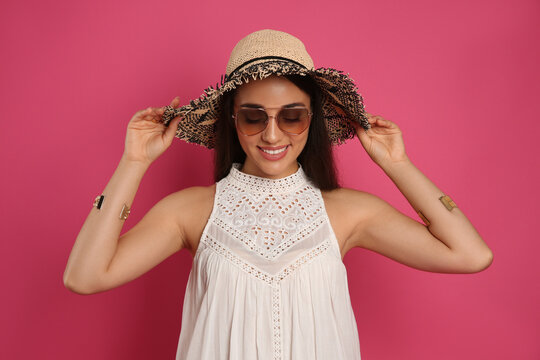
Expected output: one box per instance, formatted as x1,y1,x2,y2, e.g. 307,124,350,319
249,153,299,179
238,138,307,179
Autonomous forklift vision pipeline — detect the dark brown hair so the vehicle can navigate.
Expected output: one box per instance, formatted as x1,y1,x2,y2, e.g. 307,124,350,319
213,74,339,190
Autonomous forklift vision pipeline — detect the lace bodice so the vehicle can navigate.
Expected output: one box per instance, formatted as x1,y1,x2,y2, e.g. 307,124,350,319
176,163,361,360
216,163,327,260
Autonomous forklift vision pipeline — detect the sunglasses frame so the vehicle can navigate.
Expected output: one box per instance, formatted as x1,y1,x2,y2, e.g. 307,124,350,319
232,106,313,136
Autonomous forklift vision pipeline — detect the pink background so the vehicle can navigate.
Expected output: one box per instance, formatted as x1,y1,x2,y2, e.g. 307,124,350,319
1,0,539,359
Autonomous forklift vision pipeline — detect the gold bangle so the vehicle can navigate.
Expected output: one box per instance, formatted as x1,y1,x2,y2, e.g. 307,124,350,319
93,195,105,209
93,194,130,220
439,195,457,211
417,195,456,226
119,204,131,220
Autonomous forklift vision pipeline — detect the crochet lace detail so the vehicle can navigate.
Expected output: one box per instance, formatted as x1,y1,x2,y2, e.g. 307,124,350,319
203,234,331,287
227,163,308,194
216,163,325,260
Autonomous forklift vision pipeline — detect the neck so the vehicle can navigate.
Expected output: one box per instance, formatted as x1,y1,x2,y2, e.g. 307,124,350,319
240,159,299,180
228,162,307,194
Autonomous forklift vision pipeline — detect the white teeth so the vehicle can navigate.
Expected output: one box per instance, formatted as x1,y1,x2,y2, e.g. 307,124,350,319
261,146,287,155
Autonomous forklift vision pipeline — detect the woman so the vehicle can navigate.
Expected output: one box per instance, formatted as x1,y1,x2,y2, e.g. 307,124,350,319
63,29,493,359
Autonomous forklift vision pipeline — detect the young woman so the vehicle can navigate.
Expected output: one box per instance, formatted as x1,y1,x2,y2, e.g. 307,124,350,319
63,29,493,360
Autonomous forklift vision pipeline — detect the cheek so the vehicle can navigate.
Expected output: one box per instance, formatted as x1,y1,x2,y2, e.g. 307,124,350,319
294,133,310,156
295,132,309,149
235,129,253,153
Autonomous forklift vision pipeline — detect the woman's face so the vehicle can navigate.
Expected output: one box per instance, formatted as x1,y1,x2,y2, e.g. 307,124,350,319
233,75,311,179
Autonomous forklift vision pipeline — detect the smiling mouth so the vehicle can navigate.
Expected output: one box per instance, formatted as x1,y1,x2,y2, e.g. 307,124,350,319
259,146,288,155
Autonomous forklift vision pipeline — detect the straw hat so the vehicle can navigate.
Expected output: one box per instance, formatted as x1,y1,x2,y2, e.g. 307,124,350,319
160,29,370,148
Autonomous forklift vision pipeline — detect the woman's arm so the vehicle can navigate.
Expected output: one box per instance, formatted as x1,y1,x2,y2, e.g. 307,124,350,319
343,114,493,273
63,98,185,294
64,158,156,292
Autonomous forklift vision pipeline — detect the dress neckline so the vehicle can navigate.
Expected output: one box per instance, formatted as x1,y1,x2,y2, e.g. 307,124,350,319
228,163,309,194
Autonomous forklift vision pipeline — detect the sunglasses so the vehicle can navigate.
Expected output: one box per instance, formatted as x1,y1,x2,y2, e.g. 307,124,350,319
232,106,312,136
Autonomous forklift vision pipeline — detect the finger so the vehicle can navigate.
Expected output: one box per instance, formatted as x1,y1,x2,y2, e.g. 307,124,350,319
170,96,180,107
154,107,165,121
376,117,392,127
132,107,153,122
356,125,371,146
140,107,152,116
164,115,182,142
143,107,164,123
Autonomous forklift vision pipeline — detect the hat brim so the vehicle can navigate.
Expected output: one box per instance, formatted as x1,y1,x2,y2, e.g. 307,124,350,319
160,60,370,149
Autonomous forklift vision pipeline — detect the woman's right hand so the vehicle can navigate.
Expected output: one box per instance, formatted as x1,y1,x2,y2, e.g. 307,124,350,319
122,97,184,165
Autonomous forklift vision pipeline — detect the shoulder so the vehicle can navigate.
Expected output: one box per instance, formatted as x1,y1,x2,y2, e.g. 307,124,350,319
155,184,216,216
321,186,388,224
167,183,217,219
321,187,385,215
320,187,390,255
160,184,217,255
166,184,216,205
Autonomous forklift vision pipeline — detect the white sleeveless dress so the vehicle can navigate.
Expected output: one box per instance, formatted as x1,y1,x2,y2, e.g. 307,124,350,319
176,163,361,360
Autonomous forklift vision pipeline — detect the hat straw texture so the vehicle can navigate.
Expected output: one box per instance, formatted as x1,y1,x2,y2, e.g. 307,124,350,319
226,29,314,76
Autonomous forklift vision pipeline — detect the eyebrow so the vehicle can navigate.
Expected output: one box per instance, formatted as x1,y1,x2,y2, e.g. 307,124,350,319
239,102,307,109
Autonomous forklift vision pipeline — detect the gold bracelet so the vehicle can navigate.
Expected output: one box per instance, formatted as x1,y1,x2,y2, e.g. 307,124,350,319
417,194,457,226
119,204,131,220
439,195,457,211
93,194,131,220
93,195,105,209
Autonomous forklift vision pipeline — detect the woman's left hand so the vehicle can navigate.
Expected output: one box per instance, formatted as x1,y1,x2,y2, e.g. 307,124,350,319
355,113,409,167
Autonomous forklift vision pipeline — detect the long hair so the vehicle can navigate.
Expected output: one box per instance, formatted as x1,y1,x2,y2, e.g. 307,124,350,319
213,74,339,190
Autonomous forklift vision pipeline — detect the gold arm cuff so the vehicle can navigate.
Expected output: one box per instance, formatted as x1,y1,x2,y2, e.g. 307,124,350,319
93,195,104,209
439,195,457,211
119,204,131,220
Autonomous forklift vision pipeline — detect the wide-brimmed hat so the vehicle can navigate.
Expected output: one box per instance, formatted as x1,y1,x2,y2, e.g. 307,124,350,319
160,29,370,149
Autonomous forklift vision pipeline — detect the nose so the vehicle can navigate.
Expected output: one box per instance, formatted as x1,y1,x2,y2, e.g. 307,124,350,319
261,112,283,143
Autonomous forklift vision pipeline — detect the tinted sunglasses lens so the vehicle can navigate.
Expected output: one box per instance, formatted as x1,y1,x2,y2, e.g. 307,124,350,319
236,109,267,135
278,108,310,134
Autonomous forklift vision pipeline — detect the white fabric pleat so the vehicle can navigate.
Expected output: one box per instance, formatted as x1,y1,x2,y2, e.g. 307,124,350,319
176,164,361,360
